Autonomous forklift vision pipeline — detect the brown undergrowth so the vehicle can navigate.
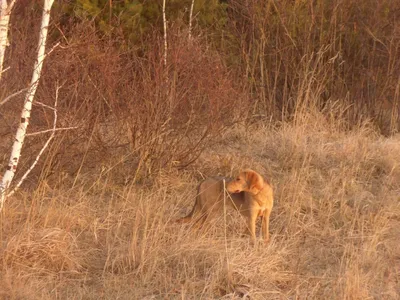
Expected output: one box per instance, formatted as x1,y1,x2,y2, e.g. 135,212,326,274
1,110,399,299
0,3,399,298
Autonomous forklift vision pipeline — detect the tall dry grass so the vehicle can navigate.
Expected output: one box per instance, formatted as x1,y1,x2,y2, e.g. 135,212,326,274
226,0,400,133
1,107,399,298
0,1,399,299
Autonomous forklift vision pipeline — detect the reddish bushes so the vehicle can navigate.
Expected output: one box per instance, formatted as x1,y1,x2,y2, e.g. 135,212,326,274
1,15,246,181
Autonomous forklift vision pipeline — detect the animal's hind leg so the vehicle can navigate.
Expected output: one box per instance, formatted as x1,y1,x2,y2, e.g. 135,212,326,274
246,212,257,243
191,212,208,229
261,209,270,243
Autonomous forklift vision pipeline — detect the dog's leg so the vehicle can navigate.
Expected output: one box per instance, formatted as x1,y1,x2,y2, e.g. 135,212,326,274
193,213,207,229
262,209,271,243
247,209,257,243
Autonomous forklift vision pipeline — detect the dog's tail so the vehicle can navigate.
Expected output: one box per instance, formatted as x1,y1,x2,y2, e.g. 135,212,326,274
175,196,199,223
176,183,203,224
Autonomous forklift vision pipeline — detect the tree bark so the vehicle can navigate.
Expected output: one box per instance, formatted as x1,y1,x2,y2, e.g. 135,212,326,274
188,0,195,41
0,0,54,207
0,0,16,80
162,0,167,67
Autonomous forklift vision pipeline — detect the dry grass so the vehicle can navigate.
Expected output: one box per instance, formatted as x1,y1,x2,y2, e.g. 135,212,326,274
1,2,399,299
1,109,399,299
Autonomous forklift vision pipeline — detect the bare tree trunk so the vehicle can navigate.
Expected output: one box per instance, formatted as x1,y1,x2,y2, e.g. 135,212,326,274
188,0,195,41
162,0,167,67
0,0,16,80
0,0,54,207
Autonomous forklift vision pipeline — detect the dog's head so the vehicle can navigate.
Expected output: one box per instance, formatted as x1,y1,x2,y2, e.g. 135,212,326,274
227,169,264,195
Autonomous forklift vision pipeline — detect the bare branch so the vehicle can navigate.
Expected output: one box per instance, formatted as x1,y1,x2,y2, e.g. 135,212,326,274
6,84,61,198
0,88,27,106
26,126,78,137
1,0,55,208
7,0,17,13
45,41,60,57
35,100,56,110
0,65,9,73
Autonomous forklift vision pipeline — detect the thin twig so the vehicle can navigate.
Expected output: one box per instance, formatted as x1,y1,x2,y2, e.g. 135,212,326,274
0,66,10,74
6,84,61,198
7,0,17,12
0,88,27,106
45,41,60,57
35,100,56,110
26,126,78,136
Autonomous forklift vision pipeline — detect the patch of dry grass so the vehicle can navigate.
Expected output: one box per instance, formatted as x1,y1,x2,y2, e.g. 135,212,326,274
1,114,399,299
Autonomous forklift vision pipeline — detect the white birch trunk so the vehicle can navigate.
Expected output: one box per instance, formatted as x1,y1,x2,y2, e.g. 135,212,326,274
188,0,195,41
162,0,167,67
0,0,54,206
0,0,16,80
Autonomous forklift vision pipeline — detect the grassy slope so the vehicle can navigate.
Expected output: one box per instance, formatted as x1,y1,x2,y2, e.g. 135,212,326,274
1,113,399,299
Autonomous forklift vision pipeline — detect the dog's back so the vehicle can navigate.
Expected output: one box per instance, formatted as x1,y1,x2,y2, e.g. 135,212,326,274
176,177,245,223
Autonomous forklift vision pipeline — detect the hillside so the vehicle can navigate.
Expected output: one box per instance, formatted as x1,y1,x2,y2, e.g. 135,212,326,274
0,1,399,299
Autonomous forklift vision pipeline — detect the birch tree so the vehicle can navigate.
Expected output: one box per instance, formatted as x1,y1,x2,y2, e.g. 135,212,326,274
162,0,167,67
0,0,55,208
0,0,16,79
188,0,195,41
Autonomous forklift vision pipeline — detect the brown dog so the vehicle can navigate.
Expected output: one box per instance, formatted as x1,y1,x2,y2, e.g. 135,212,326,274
177,170,273,243
226,170,274,243
176,177,245,225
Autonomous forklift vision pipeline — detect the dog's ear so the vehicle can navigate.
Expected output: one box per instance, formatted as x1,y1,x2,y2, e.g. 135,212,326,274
245,170,264,194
